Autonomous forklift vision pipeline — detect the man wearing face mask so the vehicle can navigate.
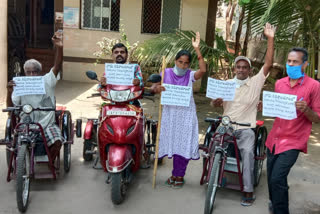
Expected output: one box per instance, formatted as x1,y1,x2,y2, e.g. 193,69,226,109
266,48,320,214
210,23,276,206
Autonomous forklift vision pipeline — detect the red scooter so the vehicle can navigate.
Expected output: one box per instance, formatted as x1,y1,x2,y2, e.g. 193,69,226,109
78,71,154,204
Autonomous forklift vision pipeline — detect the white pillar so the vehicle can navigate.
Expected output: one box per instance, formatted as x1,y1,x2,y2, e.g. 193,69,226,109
0,0,8,104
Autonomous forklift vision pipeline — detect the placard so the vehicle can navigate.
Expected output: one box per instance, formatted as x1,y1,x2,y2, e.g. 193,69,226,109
104,63,135,85
161,84,192,107
262,91,297,120
206,78,236,101
13,76,46,97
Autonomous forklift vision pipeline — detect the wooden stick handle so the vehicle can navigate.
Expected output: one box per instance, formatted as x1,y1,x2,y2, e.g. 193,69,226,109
152,56,166,189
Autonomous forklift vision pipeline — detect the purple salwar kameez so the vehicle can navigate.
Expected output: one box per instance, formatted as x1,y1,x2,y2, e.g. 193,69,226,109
159,68,200,177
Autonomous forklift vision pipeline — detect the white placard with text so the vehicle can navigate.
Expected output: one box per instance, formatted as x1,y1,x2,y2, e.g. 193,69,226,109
206,78,236,101
161,84,192,107
104,63,136,86
13,76,46,97
263,91,297,120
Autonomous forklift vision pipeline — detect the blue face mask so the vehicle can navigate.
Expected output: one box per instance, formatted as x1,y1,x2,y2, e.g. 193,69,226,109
286,63,305,79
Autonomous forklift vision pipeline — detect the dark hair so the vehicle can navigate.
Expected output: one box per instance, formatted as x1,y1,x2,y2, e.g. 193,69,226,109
289,47,308,62
175,50,192,62
112,43,128,53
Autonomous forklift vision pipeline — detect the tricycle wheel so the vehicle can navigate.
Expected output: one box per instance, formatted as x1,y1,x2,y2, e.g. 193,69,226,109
63,112,72,173
111,172,127,204
16,144,30,213
64,144,71,173
204,152,221,214
254,126,267,187
83,140,94,161
76,119,82,138
6,147,11,168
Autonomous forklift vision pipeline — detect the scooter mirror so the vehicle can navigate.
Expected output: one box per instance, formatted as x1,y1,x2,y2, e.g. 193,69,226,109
147,74,162,83
86,71,98,81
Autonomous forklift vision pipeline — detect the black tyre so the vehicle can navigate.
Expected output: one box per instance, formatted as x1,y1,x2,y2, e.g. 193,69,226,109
5,117,13,168
64,144,71,173
254,126,268,187
76,119,82,138
63,112,72,173
111,172,127,204
6,148,11,168
202,125,217,170
83,140,94,161
204,152,222,214
16,144,30,213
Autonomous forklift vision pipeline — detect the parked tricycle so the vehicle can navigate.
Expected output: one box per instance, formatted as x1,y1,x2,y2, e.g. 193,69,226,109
199,116,267,214
0,105,79,212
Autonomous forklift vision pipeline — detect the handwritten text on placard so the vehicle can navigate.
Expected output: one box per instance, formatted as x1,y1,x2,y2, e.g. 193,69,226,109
161,84,192,107
263,91,297,120
206,78,236,101
13,76,46,97
104,63,135,86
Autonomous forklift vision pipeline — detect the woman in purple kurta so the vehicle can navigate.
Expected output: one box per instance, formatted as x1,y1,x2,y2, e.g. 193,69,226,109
152,32,206,188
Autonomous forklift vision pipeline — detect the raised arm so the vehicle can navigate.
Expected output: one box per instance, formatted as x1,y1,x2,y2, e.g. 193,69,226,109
193,32,207,80
262,23,276,76
52,31,63,77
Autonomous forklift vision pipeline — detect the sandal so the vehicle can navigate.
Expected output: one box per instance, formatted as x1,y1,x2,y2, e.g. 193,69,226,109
173,177,185,189
164,176,176,187
240,195,256,206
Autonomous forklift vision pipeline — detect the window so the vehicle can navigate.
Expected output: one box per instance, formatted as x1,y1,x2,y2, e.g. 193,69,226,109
142,0,181,34
82,0,120,31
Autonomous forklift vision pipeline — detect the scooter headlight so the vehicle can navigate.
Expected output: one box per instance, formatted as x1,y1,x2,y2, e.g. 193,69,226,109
221,116,231,126
109,89,131,102
22,104,33,114
128,90,143,100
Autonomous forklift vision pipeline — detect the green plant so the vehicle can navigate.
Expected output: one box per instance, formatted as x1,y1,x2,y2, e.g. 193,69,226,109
93,21,139,63
134,29,234,77
244,0,320,78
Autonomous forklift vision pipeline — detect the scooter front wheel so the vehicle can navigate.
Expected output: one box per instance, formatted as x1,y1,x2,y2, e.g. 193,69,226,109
111,172,126,204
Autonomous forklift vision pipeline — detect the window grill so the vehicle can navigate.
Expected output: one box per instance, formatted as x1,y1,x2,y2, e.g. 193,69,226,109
142,0,182,34
82,0,120,31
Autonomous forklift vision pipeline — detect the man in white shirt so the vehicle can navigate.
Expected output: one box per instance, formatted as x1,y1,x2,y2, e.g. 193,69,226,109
7,31,63,164
211,23,275,206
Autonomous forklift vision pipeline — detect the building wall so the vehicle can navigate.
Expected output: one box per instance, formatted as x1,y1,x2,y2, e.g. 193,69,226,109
0,0,8,103
63,0,208,82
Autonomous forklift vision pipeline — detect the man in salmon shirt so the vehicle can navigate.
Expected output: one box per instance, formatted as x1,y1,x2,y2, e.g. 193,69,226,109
266,47,320,214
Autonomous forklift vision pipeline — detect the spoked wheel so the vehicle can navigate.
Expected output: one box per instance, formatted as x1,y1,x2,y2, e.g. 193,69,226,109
204,152,222,214
254,126,268,187
63,112,72,173
16,144,30,213
111,172,127,204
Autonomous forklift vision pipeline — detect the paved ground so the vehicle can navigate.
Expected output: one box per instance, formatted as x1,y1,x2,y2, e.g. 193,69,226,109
0,80,319,214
